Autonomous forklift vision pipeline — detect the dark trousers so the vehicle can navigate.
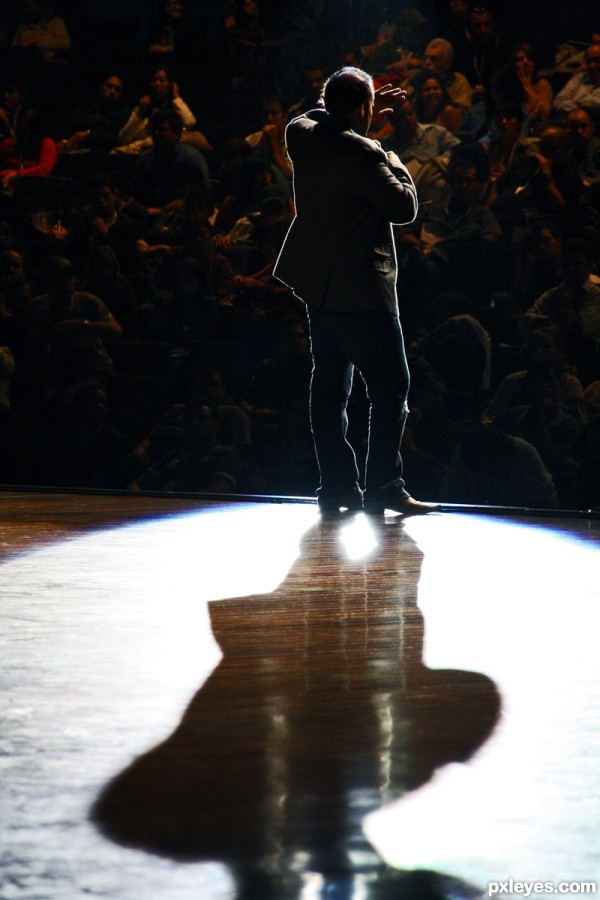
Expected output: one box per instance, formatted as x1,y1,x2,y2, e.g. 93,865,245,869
306,306,410,508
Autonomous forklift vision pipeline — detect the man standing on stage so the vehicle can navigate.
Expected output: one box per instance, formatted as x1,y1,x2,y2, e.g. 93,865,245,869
274,66,439,515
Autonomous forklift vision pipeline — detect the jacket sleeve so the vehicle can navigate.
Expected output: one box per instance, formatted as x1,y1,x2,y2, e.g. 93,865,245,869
357,141,418,225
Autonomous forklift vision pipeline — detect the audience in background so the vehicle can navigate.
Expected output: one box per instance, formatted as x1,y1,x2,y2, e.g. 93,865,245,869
0,3,596,510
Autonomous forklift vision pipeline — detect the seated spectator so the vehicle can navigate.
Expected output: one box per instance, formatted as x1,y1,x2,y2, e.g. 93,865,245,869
116,65,201,153
411,71,464,133
510,219,564,309
521,239,600,345
25,254,123,420
10,0,71,62
128,397,244,493
142,217,234,341
0,108,57,189
380,97,459,179
451,6,509,108
147,0,200,74
69,173,147,268
483,100,538,238
0,247,34,357
492,359,582,475
509,43,553,133
60,74,129,153
508,123,582,238
244,94,293,187
412,291,493,393
410,37,473,117
482,326,584,426
132,109,209,214
130,359,251,474
566,107,600,186
554,42,600,118
440,421,559,509
288,64,326,115
0,75,27,140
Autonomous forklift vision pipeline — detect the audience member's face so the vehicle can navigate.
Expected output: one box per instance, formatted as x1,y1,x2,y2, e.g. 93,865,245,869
567,109,594,145
420,78,443,109
539,128,569,164
423,44,448,76
469,11,494,44
562,251,591,288
535,227,562,262
450,164,481,202
0,250,25,287
99,77,124,106
263,101,287,137
92,184,119,217
2,85,24,112
23,1,43,23
392,100,417,136
150,70,171,101
166,0,184,17
306,68,325,97
152,118,180,151
496,109,520,140
585,44,600,82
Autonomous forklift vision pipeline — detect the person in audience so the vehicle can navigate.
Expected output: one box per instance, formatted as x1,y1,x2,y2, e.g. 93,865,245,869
413,37,473,116
244,94,293,185
132,108,209,214
554,42,600,117
411,71,464,133
10,0,71,61
61,74,129,153
0,108,57,188
521,239,600,344
509,43,553,132
380,98,460,177
0,76,27,140
482,326,584,427
26,255,123,430
117,65,197,151
440,421,560,509
128,396,244,493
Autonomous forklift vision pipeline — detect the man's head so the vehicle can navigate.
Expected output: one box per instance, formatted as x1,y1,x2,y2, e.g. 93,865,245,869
567,108,595,146
87,172,120,217
494,100,524,141
390,98,418,139
151,108,183,152
0,250,26,288
562,239,595,288
526,220,563,263
262,95,288,139
322,67,374,134
585,43,600,83
468,7,495,45
538,125,569,167
44,256,77,298
423,38,453,76
98,75,124,107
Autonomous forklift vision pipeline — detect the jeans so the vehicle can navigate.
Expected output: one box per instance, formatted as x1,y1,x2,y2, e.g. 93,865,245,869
306,306,410,508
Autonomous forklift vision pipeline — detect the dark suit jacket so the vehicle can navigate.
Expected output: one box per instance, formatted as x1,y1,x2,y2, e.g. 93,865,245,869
273,108,417,314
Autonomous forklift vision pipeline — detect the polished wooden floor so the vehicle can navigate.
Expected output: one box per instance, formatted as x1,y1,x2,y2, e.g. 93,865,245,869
1,490,599,900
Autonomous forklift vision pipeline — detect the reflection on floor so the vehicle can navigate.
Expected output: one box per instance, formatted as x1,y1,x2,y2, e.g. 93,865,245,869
1,491,599,899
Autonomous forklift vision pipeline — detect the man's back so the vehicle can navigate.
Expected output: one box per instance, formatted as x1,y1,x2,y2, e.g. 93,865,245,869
274,109,417,312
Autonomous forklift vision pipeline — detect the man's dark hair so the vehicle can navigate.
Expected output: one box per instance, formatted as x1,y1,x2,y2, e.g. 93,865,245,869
152,107,183,133
322,67,373,117
448,140,491,183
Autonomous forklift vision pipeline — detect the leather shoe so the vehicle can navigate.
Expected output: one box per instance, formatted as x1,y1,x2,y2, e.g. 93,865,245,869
318,485,364,513
365,495,440,516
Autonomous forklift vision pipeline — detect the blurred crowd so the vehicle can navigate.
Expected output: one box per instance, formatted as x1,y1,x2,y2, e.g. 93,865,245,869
0,0,598,509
